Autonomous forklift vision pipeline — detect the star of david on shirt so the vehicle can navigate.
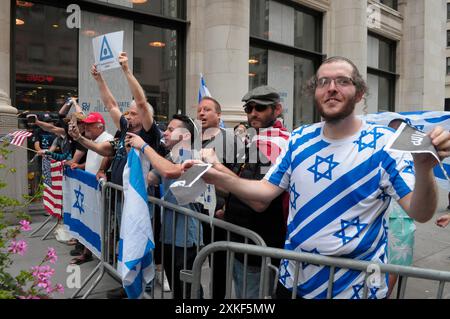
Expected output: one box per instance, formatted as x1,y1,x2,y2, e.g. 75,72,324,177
369,287,379,299
279,259,290,285
351,283,364,299
300,248,320,269
334,217,368,246
377,188,389,202
290,184,300,210
73,185,85,214
307,154,339,183
404,160,415,174
354,128,384,152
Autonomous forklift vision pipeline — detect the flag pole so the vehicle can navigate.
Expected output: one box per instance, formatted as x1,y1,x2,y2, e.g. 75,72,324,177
3,143,37,153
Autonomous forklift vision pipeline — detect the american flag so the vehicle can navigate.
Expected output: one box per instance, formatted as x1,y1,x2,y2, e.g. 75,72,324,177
42,157,64,218
0,130,33,147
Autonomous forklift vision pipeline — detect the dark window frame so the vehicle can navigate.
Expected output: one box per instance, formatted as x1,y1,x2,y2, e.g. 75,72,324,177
380,0,398,11
367,32,398,112
448,3,450,20
250,0,325,125
447,57,450,75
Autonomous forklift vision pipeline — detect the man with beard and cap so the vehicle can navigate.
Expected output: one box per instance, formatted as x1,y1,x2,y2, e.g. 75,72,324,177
192,56,450,299
200,85,290,298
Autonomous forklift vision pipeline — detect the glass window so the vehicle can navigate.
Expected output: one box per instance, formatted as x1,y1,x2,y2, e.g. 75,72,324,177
249,46,318,128
249,47,268,89
379,0,398,10
15,2,78,112
134,24,178,123
294,10,319,52
250,0,322,130
447,57,450,75
250,0,269,40
448,3,450,20
367,34,396,112
293,57,315,125
368,34,395,72
445,98,450,111
250,0,320,52
92,0,183,19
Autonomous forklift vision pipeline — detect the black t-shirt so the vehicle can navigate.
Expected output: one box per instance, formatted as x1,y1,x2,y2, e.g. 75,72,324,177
110,115,162,186
225,149,286,266
31,127,56,150
201,128,245,212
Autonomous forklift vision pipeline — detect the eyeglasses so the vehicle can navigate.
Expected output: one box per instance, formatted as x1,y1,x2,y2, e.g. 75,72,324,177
316,76,355,89
244,104,271,114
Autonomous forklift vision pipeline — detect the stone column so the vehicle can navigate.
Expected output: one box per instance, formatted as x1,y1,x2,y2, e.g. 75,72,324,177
0,1,28,207
324,0,368,113
396,0,446,111
186,0,250,124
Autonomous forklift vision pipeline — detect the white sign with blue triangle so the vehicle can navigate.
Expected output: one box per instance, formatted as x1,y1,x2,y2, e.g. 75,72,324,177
92,31,124,72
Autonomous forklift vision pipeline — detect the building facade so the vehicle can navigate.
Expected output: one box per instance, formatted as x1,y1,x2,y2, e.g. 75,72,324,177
0,0,447,200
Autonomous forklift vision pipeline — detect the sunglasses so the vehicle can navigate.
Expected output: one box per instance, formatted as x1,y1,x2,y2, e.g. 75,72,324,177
244,104,271,114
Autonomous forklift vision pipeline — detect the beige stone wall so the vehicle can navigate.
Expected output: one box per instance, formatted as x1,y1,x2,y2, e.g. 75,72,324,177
397,0,446,111
186,0,250,124
0,1,28,205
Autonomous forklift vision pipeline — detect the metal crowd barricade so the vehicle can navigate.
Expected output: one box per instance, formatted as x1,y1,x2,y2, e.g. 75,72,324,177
188,241,450,299
71,181,269,299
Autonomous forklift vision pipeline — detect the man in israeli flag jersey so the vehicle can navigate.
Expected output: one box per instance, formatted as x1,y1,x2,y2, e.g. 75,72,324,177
118,148,155,299
198,57,450,299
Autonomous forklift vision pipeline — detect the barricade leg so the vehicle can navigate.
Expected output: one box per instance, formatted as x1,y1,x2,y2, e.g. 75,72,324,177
29,215,53,237
81,264,106,299
70,261,102,299
41,219,59,240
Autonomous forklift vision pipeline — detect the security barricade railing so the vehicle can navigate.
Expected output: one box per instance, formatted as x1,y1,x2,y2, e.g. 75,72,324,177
71,181,269,299
187,241,450,299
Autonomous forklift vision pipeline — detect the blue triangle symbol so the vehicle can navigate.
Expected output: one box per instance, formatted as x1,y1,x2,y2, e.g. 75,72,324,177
99,36,114,61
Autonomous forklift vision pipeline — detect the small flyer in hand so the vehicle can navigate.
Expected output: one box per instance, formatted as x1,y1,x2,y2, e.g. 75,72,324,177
169,164,212,206
385,122,439,162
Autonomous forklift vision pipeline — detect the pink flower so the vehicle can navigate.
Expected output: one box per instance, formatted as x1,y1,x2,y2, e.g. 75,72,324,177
8,240,28,256
54,283,64,294
45,247,58,264
18,295,40,299
19,220,32,232
31,265,55,292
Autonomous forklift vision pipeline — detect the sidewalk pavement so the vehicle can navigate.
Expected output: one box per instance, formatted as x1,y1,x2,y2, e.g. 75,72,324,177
8,186,450,299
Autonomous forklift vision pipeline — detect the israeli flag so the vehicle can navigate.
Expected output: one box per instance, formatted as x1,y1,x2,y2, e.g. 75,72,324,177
363,111,450,191
118,149,155,299
198,73,212,102
63,169,102,258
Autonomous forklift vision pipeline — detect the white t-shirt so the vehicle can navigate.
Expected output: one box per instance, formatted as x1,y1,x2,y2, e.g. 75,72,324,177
265,121,415,299
85,131,114,174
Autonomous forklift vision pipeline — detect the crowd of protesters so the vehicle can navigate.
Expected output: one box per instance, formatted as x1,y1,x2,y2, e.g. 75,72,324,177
23,53,450,300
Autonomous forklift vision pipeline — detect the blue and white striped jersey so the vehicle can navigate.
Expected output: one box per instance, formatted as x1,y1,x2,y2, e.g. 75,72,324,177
265,121,415,299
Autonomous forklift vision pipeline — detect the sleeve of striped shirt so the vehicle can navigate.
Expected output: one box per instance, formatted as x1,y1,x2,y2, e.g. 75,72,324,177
263,134,293,191
380,149,415,201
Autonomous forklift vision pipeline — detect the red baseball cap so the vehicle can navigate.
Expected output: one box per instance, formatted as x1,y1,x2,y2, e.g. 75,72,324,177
83,112,105,125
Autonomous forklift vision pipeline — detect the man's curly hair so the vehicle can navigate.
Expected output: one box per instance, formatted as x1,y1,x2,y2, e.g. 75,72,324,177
304,56,368,97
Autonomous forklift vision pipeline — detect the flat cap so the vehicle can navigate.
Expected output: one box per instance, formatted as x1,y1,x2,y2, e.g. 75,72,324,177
242,85,280,106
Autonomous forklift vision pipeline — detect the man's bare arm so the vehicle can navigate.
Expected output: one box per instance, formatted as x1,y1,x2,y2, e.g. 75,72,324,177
119,52,153,131
68,123,114,157
35,120,65,137
399,126,450,223
202,167,283,210
91,65,122,130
